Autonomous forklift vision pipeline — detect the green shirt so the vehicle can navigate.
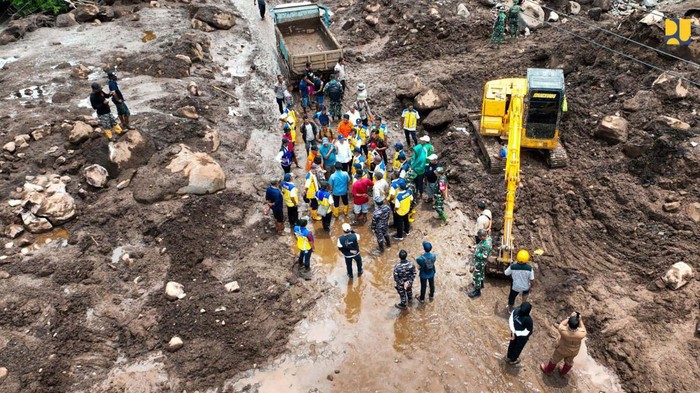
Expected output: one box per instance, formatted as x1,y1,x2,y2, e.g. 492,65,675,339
474,237,493,263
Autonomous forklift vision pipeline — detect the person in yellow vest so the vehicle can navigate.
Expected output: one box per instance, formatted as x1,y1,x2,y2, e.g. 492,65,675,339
392,142,404,173
281,173,299,231
393,179,413,240
401,103,420,147
304,164,323,221
315,182,333,232
294,218,314,271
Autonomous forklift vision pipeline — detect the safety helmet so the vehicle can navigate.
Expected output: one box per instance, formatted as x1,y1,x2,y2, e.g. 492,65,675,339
516,249,530,263
436,167,444,174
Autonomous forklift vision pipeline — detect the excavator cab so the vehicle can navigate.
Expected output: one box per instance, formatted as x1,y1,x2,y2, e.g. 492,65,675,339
473,68,567,173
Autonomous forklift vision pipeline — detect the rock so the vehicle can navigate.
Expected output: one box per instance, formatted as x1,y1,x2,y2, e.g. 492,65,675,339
457,4,470,18
652,73,689,101
56,13,78,28
83,164,109,188
342,18,355,30
191,18,215,32
167,145,226,195
423,108,454,130
3,141,15,153
642,0,657,7
21,210,53,233
365,15,379,27
4,224,24,239
225,281,240,293
188,81,200,96
662,262,694,290
31,129,46,141
0,271,9,279
72,5,99,23
174,105,199,119
165,281,186,300
588,7,602,21
68,121,94,144
414,88,450,112
108,130,156,169
116,179,131,190
327,374,334,381
16,237,31,247
520,1,545,30
622,140,650,159
121,53,191,78
662,201,681,213
97,6,116,22
192,6,236,30
594,115,628,144
365,4,381,13
548,11,559,22
0,367,6,382
592,0,611,11
478,0,498,6
622,90,661,112
395,74,423,99
656,116,691,131
569,1,581,15
175,54,192,65
687,202,700,223
167,336,184,352
30,180,76,225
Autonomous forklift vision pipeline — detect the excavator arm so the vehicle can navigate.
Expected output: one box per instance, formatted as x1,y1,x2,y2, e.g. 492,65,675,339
499,82,527,266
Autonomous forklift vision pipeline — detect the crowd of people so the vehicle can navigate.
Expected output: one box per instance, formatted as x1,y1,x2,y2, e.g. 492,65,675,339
263,60,587,377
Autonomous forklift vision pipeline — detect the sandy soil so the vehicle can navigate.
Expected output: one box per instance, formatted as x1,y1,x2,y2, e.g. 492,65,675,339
0,0,699,392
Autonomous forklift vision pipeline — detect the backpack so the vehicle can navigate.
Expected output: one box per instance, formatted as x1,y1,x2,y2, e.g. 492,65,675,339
327,81,342,101
424,255,435,272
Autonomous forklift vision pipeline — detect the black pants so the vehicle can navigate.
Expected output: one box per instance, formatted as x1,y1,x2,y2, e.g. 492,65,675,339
287,206,298,229
419,277,435,300
276,97,284,114
395,214,410,238
344,255,363,277
333,194,349,207
508,288,530,307
507,336,530,362
322,212,332,231
298,250,312,268
414,173,424,195
404,129,417,147
380,150,389,166
340,80,346,92
360,144,369,157
391,209,399,228
258,3,266,18
282,164,291,174
340,161,350,173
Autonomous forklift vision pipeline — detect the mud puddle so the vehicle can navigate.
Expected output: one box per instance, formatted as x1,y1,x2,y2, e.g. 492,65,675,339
141,31,157,43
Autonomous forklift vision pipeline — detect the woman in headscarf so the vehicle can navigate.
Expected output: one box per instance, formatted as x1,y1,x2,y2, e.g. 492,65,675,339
506,301,533,364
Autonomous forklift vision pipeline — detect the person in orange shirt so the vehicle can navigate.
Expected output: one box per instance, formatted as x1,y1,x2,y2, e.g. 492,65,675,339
305,144,322,172
337,114,354,139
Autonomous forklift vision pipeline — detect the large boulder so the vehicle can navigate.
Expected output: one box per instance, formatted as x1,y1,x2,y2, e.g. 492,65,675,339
520,1,545,30
33,179,77,225
167,145,226,195
662,262,694,290
569,1,581,15
622,90,661,112
594,115,628,144
108,130,156,170
72,5,100,23
84,164,109,188
21,210,52,233
56,13,78,28
395,74,424,99
422,108,455,130
192,6,236,30
4,224,24,239
652,72,689,101
414,88,450,112
68,121,94,144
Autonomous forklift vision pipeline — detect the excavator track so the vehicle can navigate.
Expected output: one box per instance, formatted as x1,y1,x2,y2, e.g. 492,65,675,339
546,144,568,168
468,117,505,174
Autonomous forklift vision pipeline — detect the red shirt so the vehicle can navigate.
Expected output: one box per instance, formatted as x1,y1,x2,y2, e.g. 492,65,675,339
283,133,294,150
352,178,374,205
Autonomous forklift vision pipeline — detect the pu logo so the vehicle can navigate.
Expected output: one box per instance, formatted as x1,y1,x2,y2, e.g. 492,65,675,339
665,19,691,46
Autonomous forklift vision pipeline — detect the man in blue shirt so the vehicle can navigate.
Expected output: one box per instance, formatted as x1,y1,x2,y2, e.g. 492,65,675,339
416,241,437,302
319,137,336,176
313,106,331,129
107,71,134,130
328,162,350,217
265,178,284,234
299,75,310,113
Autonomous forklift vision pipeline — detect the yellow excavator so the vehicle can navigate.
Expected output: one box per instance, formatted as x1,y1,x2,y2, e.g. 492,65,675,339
469,68,567,274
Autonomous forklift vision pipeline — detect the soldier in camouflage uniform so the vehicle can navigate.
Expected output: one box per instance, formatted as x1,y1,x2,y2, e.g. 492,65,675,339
393,249,417,309
508,0,522,38
491,4,507,48
469,229,492,298
371,199,392,252
432,167,448,225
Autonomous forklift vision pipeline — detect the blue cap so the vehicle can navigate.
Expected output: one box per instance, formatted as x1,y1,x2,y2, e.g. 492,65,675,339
422,241,432,252
394,142,403,149
397,178,407,188
353,147,361,153
283,173,292,181
398,151,406,159
322,137,329,143
353,163,362,169
338,135,345,140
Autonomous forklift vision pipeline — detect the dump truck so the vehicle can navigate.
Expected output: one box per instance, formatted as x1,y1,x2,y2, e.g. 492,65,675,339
271,2,343,84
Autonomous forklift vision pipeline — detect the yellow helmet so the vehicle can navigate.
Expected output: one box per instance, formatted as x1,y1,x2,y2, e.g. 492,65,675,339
516,249,530,263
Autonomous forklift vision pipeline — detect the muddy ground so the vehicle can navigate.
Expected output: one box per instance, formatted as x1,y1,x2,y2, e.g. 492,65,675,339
0,0,699,392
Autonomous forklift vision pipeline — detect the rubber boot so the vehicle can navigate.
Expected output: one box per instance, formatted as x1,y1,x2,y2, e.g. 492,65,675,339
467,288,481,298
559,363,573,377
378,240,385,252
343,205,349,216
125,115,135,130
333,207,339,218
384,234,391,247
311,209,321,221
113,123,123,135
539,361,556,374
104,128,113,140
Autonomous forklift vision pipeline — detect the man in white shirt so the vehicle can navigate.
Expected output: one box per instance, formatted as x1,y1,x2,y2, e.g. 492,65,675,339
474,201,492,245
372,171,389,204
346,104,361,126
274,74,286,115
335,134,353,173
334,57,347,92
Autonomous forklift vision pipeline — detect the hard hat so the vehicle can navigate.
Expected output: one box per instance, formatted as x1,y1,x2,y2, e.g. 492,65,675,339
436,167,444,174
516,249,530,263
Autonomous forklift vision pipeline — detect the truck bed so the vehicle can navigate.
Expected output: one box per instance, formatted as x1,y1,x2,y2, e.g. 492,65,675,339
275,18,342,78
283,31,335,54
